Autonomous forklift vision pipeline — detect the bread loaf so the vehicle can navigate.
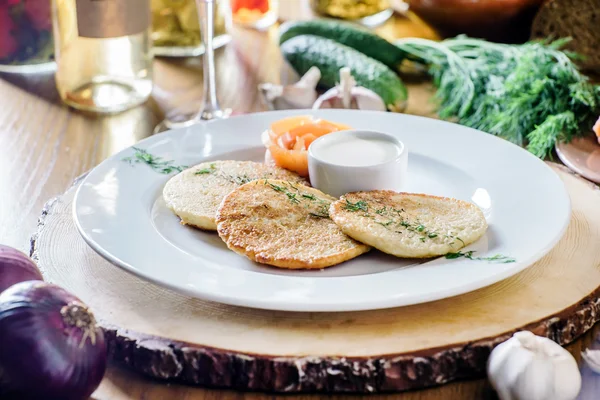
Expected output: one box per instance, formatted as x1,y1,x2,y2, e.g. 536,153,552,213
530,0,600,72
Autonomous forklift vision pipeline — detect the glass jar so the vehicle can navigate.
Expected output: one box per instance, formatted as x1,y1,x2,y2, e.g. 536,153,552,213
231,0,278,30
0,0,55,73
310,0,393,27
151,0,232,57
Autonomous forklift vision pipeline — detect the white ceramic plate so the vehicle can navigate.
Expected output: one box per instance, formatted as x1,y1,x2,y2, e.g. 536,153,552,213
73,110,571,312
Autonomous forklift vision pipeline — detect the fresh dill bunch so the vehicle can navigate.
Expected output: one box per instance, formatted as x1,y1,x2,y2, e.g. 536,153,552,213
395,36,600,158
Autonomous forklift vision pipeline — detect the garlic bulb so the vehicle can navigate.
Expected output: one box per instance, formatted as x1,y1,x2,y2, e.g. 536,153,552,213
487,331,581,400
312,67,386,111
582,348,600,373
258,67,321,110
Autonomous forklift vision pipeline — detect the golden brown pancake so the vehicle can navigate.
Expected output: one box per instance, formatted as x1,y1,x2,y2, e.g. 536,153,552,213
330,191,487,258
216,179,370,269
163,161,307,230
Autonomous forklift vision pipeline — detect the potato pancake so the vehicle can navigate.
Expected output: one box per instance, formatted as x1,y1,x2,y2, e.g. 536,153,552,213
329,191,487,258
216,179,370,269
163,161,307,231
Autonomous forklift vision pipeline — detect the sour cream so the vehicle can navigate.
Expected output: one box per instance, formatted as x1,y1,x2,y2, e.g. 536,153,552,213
307,130,408,198
310,135,401,167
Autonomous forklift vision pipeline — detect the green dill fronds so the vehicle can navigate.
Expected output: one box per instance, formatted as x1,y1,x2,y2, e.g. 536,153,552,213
445,250,515,263
527,112,576,158
395,35,600,158
343,199,369,212
195,163,217,175
122,147,187,174
268,182,286,192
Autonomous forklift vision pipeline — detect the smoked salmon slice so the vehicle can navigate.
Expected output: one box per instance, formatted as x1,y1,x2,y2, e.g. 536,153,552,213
262,115,351,177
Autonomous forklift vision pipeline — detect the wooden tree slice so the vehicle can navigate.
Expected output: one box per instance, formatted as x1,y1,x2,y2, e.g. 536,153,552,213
30,163,600,394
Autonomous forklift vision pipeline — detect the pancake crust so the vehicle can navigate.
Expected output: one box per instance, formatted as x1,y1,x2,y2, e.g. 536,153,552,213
163,161,307,231
329,191,488,258
216,179,371,269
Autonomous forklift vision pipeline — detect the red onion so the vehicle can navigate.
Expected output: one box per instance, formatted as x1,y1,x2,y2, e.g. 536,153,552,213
0,244,43,293
0,281,107,400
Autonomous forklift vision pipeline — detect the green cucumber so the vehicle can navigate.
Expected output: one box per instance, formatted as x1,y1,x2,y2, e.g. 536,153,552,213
279,19,405,71
280,34,407,112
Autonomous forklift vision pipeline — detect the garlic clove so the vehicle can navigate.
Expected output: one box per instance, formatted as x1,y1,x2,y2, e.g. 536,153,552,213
258,66,321,110
514,356,556,400
339,67,355,109
296,65,322,88
487,331,581,400
312,67,387,112
354,87,387,111
582,348,600,374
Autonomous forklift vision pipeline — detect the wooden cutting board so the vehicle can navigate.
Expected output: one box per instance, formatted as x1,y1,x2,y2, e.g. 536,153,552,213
30,163,600,393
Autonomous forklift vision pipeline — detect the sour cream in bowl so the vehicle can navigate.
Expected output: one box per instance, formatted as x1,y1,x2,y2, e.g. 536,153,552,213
307,130,408,198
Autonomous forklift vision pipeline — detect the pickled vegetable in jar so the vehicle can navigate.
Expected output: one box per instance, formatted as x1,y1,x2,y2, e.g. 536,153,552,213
151,0,231,56
0,0,55,72
310,0,392,26
231,0,278,29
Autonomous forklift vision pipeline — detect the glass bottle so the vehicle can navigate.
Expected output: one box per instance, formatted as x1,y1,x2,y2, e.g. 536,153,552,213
0,0,55,73
52,0,153,114
151,0,232,57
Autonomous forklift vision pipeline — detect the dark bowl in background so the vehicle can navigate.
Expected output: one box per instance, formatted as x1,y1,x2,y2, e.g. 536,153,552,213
404,0,546,43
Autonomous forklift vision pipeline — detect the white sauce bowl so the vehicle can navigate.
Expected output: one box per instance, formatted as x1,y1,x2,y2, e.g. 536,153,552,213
307,129,408,198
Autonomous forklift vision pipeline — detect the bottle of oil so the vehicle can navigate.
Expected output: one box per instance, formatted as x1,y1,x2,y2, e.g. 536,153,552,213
52,0,153,113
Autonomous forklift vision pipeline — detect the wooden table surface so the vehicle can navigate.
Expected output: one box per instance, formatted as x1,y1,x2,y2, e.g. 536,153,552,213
1,1,600,399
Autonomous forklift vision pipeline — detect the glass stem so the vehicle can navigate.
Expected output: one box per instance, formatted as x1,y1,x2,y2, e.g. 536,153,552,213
196,0,221,120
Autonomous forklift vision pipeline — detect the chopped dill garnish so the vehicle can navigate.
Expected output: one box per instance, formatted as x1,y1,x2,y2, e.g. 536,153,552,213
350,203,455,242
195,163,216,175
381,220,394,226
343,199,369,212
286,192,300,204
267,182,328,212
268,182,286,192
376,220,394,227
122,147,187,174
232,174,253,185
445,250,516,263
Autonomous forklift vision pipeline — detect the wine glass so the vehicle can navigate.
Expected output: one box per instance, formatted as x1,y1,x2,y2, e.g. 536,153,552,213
154,0,231,133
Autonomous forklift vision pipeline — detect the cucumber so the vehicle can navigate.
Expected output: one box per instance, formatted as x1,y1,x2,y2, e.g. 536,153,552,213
279,19,405,71
280,34,407,112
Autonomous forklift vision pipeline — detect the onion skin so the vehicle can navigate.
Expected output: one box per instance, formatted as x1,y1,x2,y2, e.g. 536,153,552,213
0,281,107,400
0,244,43,293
